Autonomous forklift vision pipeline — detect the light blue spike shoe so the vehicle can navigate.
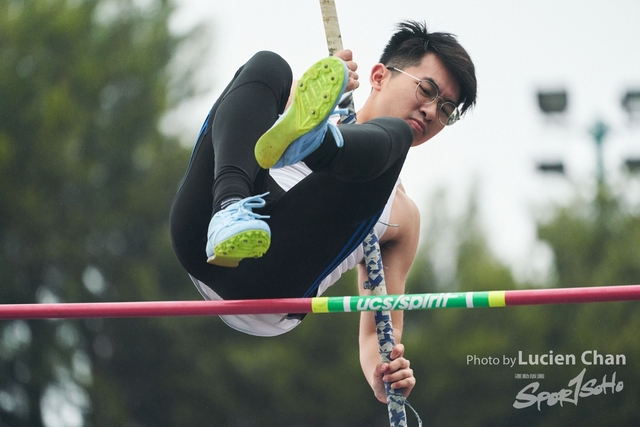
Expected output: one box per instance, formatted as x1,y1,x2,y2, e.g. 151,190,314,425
206,193,271,267
254,56,348,169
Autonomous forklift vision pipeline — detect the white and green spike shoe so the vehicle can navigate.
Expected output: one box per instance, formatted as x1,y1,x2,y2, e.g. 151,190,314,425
206,194,271,267
254,56,348,169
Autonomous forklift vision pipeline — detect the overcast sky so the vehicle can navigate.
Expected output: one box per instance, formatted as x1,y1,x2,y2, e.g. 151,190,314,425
164,0,640,283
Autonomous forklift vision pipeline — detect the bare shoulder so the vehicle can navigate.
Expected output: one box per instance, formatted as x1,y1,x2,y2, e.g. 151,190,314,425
381,184,420,246
362,184,420,296
358,184,420,296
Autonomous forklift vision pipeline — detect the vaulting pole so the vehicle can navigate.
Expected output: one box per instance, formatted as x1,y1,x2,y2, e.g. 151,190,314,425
317,2,407,425
362,232,409,427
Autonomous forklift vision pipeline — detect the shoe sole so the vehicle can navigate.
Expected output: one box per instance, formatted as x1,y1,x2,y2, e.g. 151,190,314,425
207,229,271,267
254,56,347,169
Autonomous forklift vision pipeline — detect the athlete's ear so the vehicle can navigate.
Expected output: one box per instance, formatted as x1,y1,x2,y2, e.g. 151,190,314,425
369,63,388,92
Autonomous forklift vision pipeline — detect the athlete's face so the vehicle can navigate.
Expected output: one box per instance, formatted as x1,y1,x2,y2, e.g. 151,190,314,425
364,53,461,147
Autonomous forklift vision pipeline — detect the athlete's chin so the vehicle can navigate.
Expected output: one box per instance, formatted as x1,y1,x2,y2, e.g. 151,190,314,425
411,130,438,147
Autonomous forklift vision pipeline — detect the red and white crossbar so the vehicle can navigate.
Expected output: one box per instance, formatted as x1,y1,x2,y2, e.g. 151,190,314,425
0,284,639,320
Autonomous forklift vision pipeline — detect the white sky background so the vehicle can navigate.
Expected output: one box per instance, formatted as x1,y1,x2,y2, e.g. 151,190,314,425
164,0,640,284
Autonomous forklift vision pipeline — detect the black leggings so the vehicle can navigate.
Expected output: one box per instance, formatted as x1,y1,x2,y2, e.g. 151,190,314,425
170,51,413,300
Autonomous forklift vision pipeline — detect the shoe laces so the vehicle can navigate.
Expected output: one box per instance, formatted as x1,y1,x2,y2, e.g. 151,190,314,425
326,121,344,148
220,193,270,222
322,102,348,149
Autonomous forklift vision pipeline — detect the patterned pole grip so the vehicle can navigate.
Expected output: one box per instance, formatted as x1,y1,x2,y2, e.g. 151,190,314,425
363,230,408,427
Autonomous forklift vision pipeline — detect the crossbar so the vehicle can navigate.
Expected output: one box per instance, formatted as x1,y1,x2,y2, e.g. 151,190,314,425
1,285,639,320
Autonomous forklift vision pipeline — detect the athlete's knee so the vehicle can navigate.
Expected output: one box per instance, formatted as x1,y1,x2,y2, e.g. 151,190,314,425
366,117,413,152
248,51,288,69
327,118,412,182
243,51,293,90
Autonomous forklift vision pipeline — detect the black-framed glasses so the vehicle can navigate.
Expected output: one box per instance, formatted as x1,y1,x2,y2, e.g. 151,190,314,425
386,67,460,126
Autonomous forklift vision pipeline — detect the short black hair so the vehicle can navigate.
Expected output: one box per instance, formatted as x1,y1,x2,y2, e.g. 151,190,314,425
380,21,477,115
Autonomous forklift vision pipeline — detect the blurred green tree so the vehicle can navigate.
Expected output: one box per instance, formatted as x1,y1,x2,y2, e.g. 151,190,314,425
401,189,640,427
0,0,195,425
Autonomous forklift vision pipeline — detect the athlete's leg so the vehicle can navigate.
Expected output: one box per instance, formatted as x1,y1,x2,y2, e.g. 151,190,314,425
195,117,413,300
170,51,291,274
172,52,412,300
306,117,413,183
210,52,292,212
206,55,348,266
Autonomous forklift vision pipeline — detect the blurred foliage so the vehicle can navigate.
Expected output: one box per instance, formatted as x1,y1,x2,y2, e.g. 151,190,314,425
1,1,640,426
0,0,194,425
401,189,640,427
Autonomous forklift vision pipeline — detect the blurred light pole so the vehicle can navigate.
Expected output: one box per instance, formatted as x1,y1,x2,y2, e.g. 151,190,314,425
622,90,640,175
589,119,608,189
625,158,640,173
622,90,640,122
536,161,565,175
538,90,568,115
536,90,568,176
536,88,640,183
